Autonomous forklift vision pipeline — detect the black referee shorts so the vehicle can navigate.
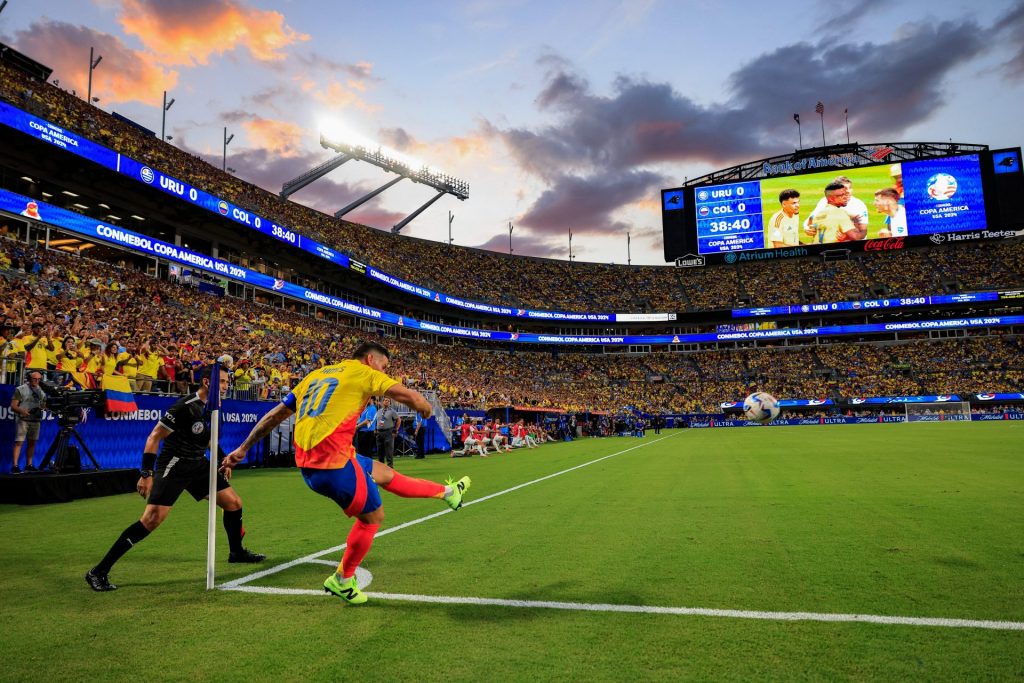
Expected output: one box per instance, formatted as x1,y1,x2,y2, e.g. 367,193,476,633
148,455,231,507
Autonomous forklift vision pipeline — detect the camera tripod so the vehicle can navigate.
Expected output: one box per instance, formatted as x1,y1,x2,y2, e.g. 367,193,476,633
37,416,101,473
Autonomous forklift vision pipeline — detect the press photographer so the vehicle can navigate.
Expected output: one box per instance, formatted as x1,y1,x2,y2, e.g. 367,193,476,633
10,369,44,473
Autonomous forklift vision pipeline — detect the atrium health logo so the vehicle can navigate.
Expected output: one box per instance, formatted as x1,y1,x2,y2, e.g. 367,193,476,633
724,252,738,264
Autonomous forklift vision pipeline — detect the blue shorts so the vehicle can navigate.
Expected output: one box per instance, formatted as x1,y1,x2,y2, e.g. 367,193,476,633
301,454,382,517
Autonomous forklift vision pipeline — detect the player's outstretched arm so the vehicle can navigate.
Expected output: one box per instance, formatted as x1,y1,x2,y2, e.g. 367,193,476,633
385,383,432,419
221,402,294,473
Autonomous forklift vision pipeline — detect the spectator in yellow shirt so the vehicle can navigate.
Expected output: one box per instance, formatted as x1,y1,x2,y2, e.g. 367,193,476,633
135,341,163,393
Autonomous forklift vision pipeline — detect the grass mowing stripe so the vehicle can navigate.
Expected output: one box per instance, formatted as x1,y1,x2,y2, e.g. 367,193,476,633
219,432,681,590
223,586,1024,631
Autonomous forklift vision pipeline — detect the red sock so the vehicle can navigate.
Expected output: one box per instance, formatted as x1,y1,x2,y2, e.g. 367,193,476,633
382,471,445,499
340,520,379,579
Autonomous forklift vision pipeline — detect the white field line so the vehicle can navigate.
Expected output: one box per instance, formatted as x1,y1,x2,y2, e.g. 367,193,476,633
219,433,680,590
221,432,1024,631
222,585,1024,631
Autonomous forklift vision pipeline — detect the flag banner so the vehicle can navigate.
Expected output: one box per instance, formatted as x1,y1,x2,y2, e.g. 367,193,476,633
101,374,138,413
207,362,221,413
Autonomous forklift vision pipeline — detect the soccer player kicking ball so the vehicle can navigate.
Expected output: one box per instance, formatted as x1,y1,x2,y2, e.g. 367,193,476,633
221,342,470,605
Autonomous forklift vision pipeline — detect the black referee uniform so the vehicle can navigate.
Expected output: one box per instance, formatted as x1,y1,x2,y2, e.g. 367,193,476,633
148,393,231,506
86,390,264,591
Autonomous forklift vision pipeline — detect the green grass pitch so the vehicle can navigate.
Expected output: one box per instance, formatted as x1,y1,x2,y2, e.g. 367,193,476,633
2,423,1022,682
760,164,897,244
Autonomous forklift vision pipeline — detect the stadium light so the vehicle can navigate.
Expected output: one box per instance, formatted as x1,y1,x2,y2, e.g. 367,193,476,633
87,47,102,105
319,128,469,201
223,127,234,172
161,91,175,141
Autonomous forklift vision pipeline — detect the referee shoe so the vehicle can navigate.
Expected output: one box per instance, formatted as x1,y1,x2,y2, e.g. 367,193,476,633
228,548,266,563
85,569,118,592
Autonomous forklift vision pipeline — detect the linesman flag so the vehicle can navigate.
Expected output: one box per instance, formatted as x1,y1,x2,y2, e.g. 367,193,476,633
815,101,825,115
101,374,138,413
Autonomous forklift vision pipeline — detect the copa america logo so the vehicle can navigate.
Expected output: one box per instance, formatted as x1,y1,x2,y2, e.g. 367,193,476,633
927,173,958,200
218,200,229,216
140,167,155,184
724,252,738,264
272,279,285,290
697,190,709,201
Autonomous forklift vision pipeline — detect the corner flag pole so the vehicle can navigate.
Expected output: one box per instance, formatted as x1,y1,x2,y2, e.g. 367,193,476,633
206,361,222,590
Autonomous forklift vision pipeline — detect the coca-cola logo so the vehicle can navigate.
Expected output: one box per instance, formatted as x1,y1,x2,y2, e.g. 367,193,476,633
864,236,905,251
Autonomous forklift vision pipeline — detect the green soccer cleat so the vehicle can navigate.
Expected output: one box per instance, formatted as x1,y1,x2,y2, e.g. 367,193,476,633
323,573,367,605
443,476,471,511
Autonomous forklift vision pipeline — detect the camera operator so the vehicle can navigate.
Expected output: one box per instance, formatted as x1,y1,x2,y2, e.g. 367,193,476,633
10,369,45,473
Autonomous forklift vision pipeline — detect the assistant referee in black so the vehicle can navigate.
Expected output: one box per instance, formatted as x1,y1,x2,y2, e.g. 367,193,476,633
86,367,264,591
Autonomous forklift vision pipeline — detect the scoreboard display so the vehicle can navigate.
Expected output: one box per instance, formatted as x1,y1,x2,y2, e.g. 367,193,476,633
662,148,1023,263
693,180,763,254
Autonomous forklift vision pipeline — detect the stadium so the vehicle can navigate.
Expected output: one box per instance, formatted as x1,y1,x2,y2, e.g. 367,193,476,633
1,3,1022,681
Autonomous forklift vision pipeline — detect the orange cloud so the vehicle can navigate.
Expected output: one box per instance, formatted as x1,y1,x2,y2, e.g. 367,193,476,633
240,117,305,157
12,20,177,106
119,0,308,66
312,81,379,113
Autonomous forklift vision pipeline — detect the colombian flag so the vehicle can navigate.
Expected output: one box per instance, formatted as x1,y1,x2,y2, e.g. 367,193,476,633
102,374,138,413
66,366,97,390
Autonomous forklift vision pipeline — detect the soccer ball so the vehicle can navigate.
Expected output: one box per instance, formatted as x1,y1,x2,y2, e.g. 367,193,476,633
743,392,780,424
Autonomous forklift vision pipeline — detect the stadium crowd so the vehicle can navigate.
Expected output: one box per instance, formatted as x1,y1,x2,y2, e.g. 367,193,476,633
2,237,1022,418
3,60,1022,317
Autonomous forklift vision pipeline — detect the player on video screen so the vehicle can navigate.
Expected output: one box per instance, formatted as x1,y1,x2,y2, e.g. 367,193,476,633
889,164,904,204
873,188,907,238
805,180,867,242
767,189,801,248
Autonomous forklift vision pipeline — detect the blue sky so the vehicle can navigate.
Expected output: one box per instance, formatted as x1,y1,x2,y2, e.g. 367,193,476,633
2,0,1022,264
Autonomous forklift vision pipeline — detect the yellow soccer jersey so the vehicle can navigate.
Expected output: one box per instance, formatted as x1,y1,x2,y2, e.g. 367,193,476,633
284,360,398,469
767,210,800,247
809,205,853,244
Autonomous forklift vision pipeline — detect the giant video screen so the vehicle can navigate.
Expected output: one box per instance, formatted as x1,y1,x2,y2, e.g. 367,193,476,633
691,154,987,255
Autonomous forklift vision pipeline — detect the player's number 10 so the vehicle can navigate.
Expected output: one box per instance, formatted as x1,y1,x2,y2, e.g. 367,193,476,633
298,378,339,418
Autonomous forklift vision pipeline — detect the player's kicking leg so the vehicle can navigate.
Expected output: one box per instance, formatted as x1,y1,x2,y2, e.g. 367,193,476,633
312,455,470,606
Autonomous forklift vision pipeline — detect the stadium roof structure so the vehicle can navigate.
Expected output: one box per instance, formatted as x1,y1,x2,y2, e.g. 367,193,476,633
280,130,469,234
683,141,988,187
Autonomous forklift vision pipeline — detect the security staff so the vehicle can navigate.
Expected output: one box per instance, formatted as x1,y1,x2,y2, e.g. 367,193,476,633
85,367,264,592
355,396,377,458
374,397,401,467
413,412,426,459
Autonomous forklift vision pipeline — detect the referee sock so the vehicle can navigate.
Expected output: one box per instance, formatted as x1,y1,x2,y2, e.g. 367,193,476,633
339,520,380,579
381,471,446,499
223,508,245,553
94,521,150,576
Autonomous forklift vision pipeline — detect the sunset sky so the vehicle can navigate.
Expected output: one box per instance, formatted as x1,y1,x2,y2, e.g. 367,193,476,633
2,0,1022,264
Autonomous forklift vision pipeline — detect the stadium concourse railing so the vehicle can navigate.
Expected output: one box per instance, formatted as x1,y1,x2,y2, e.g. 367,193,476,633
5,190,1024,348
3,101,1024,332
0,100,671,325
